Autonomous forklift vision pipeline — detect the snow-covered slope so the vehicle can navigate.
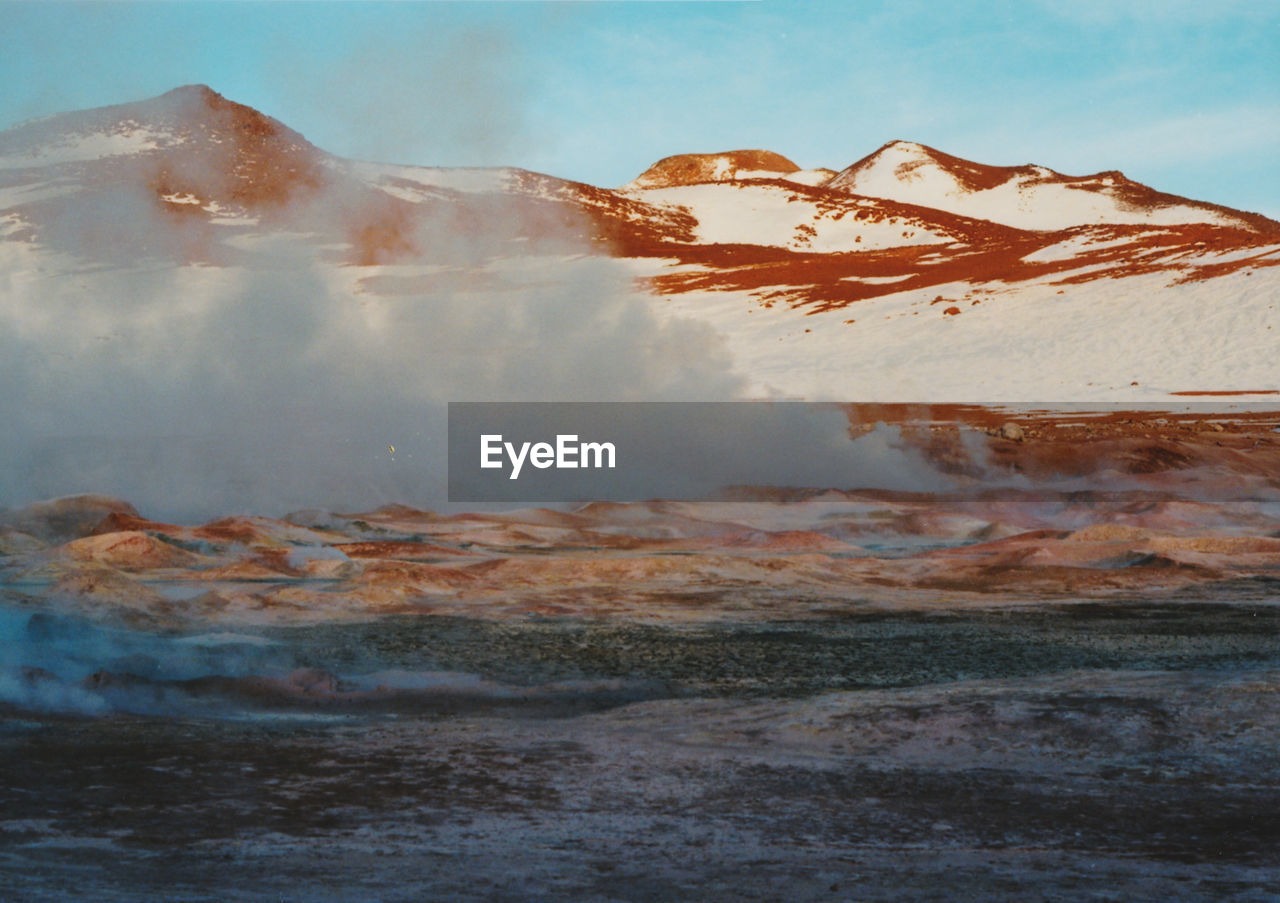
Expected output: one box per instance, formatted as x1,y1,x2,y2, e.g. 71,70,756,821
1,86,1277,409
827,141,1277,233
622,182,957,251
652,247,1280,401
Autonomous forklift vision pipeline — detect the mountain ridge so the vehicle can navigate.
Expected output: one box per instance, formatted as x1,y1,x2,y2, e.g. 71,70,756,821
824,139,1279,233
3,86,1277,247
1,86,1278,328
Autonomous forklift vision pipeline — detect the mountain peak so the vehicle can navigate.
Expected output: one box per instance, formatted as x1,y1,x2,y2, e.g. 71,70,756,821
855,140,939,169
625,149,802,189
0,84,307,157
880,139,932,154
826,142,1275,232
139,84,298,142
0,83,343,241
835,140,1026,195
161,83,220,100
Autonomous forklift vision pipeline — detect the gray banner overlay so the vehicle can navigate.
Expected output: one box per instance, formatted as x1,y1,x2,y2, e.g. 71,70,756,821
447,402,1280,503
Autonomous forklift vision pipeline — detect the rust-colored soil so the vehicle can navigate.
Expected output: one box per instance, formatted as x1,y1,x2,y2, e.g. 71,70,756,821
639,221,1280,311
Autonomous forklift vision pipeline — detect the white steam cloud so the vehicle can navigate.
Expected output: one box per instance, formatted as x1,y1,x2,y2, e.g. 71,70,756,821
0,184,745,519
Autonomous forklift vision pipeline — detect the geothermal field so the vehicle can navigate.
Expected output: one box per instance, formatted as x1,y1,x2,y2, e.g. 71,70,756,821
1,82,1278,900
3,410,1280,900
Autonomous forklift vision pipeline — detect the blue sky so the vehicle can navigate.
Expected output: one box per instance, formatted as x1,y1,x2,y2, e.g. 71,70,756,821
3,0,1278,216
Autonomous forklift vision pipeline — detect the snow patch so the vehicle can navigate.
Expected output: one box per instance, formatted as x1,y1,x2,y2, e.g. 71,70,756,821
0,128,179,170
781,169,836,187
634,183,952,252
840,274,915,285
1022,232,1144,263
347,160,517,196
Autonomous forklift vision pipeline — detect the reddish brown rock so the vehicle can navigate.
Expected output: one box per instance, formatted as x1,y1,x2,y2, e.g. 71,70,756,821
60,530,201,570
628,150,802,188
0,495,139,543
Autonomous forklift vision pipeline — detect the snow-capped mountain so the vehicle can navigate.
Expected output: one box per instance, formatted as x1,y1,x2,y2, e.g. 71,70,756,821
0,85,710,267
1,85,1278,409
825,140,1275,232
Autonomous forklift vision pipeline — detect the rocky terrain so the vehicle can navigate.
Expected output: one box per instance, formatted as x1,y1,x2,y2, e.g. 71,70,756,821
1,410,1278,898
0,406,1278,631
3,507,1280,900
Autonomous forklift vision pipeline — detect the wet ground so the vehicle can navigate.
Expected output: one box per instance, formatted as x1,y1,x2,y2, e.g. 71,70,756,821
1,600,1279,901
